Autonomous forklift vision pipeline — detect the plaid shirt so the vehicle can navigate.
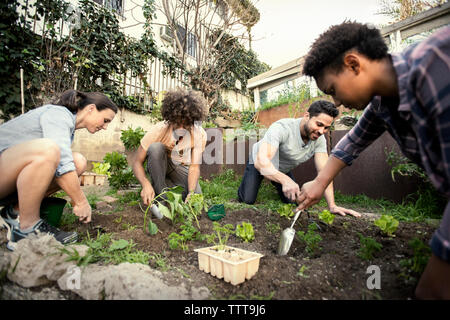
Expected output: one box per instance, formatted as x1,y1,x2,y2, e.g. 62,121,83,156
331,26,450,260
331,26,450,198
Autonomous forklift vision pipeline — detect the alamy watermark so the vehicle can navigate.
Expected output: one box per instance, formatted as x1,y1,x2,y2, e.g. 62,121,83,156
366,265,381,290
66,265,81,290
171,126,282,170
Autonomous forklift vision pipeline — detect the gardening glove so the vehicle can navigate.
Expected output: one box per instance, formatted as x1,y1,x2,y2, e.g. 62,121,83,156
329,205,362,218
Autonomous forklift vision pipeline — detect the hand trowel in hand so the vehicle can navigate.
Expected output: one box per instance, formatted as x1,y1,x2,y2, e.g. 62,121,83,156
277,208,302,255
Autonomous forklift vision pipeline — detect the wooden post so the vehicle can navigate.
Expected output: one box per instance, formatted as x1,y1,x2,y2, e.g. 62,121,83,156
20,68,25,114
253,87,260,111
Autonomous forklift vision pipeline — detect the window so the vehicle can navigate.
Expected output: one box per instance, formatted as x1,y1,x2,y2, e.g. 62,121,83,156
93,0,123,15
176,24,197,58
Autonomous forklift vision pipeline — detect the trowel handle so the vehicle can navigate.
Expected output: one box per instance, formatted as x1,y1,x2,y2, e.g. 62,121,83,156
290,209,302,228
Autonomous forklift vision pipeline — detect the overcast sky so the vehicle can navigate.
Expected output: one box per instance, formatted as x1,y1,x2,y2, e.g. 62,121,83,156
251,0,393,67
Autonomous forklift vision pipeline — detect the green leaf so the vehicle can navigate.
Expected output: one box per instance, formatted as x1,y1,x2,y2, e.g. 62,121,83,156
109,239,129,251
158,203,172,220
148,221,158,235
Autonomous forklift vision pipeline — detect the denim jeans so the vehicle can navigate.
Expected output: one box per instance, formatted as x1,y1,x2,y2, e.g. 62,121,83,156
146,142,201,201
237,160,295,204
430,199,450,262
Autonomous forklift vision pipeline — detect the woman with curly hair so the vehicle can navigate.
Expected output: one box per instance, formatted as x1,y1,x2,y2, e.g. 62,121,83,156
132,88,208,206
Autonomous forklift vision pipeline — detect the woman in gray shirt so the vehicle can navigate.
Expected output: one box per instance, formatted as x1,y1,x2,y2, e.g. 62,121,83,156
0,90,117,250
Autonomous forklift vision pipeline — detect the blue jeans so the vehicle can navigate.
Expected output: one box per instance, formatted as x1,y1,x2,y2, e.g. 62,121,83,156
237,161,295,204
430,199,450,262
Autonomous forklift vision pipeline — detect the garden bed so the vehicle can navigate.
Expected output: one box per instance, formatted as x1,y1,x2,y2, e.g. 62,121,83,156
62,191,436,300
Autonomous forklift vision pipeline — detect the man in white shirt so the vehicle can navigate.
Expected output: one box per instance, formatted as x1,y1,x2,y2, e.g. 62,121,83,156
237,100,360,217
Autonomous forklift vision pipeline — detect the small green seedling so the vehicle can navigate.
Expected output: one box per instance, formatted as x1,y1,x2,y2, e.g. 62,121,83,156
296,223,322,256
236,221,255,242
265,222,281,234
399,237,431,279
318,209,335,225
374,214,399,237
206,222,235,250
357,233,383,260
168,221,203,251
277,203,296,219
186,193,208,229
297,265,309,278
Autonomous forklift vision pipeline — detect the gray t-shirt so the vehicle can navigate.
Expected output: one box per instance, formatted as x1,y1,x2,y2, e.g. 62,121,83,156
251,118,327,173
0,104,77,177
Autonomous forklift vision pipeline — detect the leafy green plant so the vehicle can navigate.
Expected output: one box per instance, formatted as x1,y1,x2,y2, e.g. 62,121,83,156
81,232,150,265
277,203,296,219
357,233,383,260
91,162,111,177
385,147,428,182
296,223,322,256
185,193,208,229
236,221,255,242
265,222,281,234
103,151,137,189
120,126,146,151
206,222,235,251
318,209,335,225
399,238,431,279
149,252,170,271
154,186,185,225
168,221,204,251
260,83,311,111
374,214,399,237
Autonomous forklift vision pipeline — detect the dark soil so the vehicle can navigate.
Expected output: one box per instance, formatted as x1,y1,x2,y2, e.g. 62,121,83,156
69,197,437,300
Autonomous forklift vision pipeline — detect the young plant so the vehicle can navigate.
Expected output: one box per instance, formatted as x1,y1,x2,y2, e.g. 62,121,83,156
318,209,335,225
399,237,431,279
374,214,399,237
357,233,383,261
91,161,111,177
296,223,322,256
82,232,150,265
185,193,208,229
277,203,296,219
296,265,309,278
141,185,184,233
168,221,204,251
120,126,146,151
235,221,255,243
206,222,235,251
103,151,137,189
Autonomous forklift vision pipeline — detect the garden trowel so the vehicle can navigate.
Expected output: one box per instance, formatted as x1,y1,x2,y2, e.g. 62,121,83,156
277,208,302,256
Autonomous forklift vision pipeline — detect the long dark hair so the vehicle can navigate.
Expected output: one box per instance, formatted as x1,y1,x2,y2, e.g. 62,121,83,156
53,90,118,114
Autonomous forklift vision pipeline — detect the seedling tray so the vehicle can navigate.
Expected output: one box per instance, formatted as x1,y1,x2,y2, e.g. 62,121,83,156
194,245,263,286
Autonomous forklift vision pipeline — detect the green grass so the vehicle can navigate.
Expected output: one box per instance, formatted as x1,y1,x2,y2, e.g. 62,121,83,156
74,232,150,266
199,168,284,213
201,169,444,222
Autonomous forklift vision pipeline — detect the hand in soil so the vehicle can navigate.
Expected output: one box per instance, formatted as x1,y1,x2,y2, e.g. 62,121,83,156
73,201,92,223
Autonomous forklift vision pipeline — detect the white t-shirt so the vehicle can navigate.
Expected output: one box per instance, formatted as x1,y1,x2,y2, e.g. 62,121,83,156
251,118,327,173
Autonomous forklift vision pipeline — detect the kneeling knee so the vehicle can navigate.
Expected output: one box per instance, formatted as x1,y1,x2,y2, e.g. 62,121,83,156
73,152,87,176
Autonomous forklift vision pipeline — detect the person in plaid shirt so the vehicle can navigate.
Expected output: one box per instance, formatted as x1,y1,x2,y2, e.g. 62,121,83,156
296,21,450,299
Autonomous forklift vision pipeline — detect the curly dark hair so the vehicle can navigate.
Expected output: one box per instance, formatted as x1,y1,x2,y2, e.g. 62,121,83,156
161,88,208,128
302,21,388,79
308,100,339,118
